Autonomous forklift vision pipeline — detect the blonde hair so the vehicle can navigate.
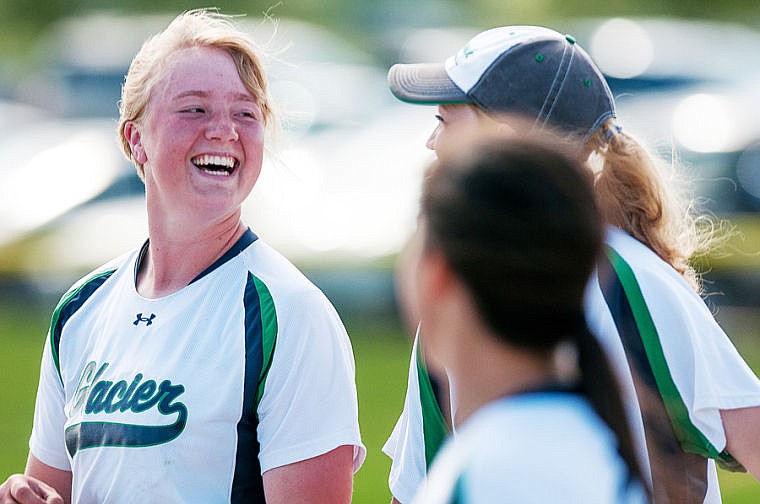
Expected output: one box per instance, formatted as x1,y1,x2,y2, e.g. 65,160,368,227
117,9,273,179
587,120,720,292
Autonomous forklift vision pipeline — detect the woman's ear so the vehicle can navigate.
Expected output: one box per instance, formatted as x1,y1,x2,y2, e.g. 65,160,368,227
419,248,456,302
124,121,147,164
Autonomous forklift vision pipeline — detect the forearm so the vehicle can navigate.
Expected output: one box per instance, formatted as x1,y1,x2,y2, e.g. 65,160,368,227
0,454,69,504
25,454,71,504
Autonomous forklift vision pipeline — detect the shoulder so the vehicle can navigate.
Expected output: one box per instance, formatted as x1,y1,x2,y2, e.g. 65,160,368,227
52,249,136,320
437,395,617,479
595,227,726,349
462,394,613,450
238,239,331,310
602,226,703,304
604,227,681,280
446,395,643,503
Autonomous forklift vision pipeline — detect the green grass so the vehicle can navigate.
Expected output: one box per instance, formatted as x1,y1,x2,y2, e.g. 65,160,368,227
0,301,49,475
1,302,759,502
349,318,411,504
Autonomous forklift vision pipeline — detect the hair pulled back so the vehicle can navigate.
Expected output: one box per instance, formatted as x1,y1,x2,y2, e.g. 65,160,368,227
422,129,648,492
588,120,716,292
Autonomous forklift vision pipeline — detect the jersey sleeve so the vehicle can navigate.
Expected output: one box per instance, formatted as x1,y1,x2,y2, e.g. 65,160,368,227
601,229,760,459
383,332,449,504
28,331,71,471
254,289,365,474
637,262,760,448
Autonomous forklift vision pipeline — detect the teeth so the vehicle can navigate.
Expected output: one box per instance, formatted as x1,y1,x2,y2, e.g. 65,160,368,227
201,167,231,176
193,154,236,168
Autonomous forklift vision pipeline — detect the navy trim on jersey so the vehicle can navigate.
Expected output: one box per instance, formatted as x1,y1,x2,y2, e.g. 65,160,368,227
598,248,709,503
133,240,148,285
50,270,116,382
192,228,258,284
132,228,259,287
65,409,187,457
231,271,273,503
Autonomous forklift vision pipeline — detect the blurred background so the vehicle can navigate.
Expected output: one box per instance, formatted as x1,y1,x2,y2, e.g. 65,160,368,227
1,1,759,502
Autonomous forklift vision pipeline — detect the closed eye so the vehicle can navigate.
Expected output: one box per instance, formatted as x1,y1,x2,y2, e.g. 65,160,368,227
238,110,260,120
434,114,444,123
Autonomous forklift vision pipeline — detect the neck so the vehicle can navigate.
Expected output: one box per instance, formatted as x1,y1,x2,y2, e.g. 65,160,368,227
448,323,557,427
136,216,246,298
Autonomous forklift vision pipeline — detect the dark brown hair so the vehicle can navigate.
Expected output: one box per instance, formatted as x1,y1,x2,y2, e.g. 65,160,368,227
422,128,648,494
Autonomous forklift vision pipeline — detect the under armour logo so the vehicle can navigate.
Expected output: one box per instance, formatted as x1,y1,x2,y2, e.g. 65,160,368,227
133,313,156,326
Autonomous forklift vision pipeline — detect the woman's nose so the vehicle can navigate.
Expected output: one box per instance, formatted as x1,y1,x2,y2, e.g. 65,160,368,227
206,113,239,142
425,124,441,151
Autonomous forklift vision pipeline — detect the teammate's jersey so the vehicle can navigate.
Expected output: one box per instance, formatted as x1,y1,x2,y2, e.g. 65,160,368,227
30,229,365,503
383,333,449,503
412,393,649,504
384,227,760,504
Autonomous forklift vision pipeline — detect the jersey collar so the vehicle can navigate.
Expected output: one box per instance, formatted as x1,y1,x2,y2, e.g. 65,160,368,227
133,228,259,286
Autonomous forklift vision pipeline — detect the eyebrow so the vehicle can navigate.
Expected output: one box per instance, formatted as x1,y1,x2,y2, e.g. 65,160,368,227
172,90,258,103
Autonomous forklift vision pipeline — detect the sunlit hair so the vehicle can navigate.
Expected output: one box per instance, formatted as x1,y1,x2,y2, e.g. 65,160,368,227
476,107,722,294
586,120,721,293
117,9,273,179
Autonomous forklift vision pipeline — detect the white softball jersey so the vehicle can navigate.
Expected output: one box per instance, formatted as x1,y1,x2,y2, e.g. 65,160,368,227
588,226,760,503
412,393,649,504
29,229,365,503
384,226,760,503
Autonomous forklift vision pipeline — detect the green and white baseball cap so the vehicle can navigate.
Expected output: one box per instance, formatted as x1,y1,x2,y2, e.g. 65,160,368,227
388,26,616,139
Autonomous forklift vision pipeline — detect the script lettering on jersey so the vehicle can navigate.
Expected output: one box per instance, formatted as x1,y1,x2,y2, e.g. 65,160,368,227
65,360,188,457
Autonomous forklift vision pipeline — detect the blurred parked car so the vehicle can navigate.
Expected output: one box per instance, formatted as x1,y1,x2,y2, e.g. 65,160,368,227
0,117,136,246
0,98,46,136
557,17,760,214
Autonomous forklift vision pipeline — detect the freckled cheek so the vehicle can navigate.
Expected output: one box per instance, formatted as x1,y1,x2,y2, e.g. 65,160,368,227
241,126,266,160
239,136,265,190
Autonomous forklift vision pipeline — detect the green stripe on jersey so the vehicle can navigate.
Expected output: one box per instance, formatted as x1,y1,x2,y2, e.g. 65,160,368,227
605,247,720,458
49,269,116,383
416,341,449,468
252,275,278,407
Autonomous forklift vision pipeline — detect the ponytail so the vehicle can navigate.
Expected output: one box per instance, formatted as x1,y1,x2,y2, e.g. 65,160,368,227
586,120,719,293
574,324,649,494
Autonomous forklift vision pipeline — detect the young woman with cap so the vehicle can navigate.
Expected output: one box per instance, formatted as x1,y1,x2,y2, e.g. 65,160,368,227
383,25,760,504
399,126,649,503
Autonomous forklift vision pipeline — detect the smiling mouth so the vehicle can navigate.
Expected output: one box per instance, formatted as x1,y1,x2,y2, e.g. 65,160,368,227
191,154,239,176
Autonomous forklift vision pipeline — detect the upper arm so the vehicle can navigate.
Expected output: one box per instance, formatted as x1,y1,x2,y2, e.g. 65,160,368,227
256,291,363,473
262,445,354,504
25,453,72,504
721,406,760,481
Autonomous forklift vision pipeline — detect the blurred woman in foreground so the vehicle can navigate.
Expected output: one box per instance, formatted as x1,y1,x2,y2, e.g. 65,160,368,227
399,126,649,503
